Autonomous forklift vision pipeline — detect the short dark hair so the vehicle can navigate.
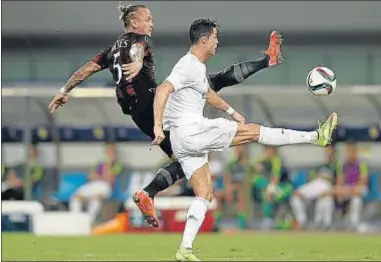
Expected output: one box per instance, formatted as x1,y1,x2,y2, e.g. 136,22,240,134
118,3,147,27
189,18,219,45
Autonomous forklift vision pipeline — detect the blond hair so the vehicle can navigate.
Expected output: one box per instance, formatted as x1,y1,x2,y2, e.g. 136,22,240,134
117,1,147,27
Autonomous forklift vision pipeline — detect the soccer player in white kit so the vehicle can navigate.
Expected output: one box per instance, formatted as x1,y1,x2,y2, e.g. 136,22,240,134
152,18,339,261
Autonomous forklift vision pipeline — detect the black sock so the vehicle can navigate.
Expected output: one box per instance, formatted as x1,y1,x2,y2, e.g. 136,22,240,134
240,55,270,78
208,55,270,92
143,161,186,198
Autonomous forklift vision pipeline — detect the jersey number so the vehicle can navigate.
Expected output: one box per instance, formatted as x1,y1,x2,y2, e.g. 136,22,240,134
113,51,122,84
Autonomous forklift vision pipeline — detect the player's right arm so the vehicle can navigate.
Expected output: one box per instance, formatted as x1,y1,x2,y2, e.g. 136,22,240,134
152,80,175,145
49,46,111,114
63,61,103,94
48,61,103,113
153,60,189,145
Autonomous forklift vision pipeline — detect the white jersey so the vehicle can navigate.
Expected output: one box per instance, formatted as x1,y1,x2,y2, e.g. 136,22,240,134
163,53,209,131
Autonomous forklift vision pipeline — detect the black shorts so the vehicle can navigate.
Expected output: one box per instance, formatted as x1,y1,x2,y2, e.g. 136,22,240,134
126,104,173,158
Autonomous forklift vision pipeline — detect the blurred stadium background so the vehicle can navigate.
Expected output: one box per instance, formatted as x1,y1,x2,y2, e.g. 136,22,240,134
2,1,381,260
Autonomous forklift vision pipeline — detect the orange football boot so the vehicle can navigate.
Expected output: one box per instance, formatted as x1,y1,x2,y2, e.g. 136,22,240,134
264,31,284,67
133,190,159,228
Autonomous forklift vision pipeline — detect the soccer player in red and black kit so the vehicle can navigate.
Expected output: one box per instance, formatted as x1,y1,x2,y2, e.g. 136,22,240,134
49,4,283,228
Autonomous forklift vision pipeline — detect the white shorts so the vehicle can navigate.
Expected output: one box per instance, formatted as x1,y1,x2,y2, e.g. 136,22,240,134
297,177,332,200
74,180,112,199
170,117,238,180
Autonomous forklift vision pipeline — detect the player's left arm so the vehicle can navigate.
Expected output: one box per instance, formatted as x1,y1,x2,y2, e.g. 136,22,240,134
206,87,231,111
123,43,145,82
206,88,245,123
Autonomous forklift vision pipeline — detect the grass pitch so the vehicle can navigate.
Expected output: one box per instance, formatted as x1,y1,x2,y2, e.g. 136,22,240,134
3,232,381,261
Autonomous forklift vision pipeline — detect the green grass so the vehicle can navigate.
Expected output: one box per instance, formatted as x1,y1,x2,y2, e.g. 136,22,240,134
3,232,381,261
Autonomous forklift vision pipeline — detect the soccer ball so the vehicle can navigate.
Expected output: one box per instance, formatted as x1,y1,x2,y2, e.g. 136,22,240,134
306,66,337,96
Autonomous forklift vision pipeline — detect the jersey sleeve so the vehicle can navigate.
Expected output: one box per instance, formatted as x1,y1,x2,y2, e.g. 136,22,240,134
166,56,200,91
92,46,111,70
166,64,189,91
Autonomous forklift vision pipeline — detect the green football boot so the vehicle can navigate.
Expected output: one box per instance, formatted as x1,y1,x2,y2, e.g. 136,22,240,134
175,247,201,261
314,112,339,147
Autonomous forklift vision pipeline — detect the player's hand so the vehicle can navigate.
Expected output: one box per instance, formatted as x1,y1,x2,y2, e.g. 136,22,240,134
122,61,143,82
153,125,165,145
49,93,69,114
232,111,246,124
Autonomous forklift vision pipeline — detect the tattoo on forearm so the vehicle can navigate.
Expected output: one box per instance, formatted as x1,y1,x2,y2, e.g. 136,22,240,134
129,43,145,64
63,61,101,93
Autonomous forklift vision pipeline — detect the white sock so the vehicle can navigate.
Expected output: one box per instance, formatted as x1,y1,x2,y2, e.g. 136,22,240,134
349,197,362,226
88,198,102,223
70,197,82,213
315,196,333,227
181,197,210,249
259,126,318,146
290,196,307,225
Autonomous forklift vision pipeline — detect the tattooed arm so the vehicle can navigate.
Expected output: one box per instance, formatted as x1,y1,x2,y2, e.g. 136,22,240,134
48,61,102,114
61,61,103,94
123,43,145,81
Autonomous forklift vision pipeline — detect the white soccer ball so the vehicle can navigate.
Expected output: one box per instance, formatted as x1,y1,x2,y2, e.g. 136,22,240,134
306,66,337,96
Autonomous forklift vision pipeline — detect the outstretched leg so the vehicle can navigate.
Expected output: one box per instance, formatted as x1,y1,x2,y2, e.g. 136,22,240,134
208,31,283,92
134,110,337,228
231,112,338,148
